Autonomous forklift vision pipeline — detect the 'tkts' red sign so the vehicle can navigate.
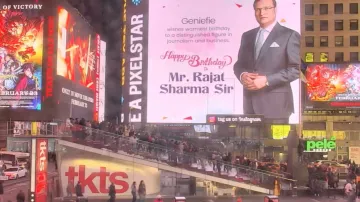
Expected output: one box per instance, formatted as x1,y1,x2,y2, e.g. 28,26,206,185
35,139,48,202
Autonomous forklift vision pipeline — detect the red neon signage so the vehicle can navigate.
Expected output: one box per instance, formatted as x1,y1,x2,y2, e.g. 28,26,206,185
94,34,101,121
65,165,129,193
35,139,48,202
44,16,55,100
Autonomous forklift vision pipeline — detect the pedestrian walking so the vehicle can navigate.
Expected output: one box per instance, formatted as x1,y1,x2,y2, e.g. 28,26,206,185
131,182,137,202
75,181,83,197
108,182,116,202
16,190,25,202
138,180,146,202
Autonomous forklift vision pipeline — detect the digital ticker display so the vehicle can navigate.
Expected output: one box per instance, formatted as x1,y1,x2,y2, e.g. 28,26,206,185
306,63,360,109
0,7,44,110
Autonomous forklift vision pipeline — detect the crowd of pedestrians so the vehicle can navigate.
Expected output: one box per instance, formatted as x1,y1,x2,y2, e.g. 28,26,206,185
47,118,360,201
59,118,296,198
63,118,288,176
307,160,360,201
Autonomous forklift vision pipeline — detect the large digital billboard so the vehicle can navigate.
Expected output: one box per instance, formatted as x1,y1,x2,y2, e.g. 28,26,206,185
305,63,360,109
56,5,99,119
0,6,44,110
122,0,301,124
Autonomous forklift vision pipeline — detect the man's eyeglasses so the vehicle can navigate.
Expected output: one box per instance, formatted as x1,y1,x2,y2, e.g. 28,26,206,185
255,7,274,13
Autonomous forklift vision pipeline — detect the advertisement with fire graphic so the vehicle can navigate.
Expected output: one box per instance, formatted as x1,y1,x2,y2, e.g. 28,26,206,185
0,9,44,110
57,6,96,90
306,63,360,108
55,5,99,119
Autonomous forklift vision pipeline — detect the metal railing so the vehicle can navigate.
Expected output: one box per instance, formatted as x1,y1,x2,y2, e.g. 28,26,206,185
53,122,289,177
4,120,290,177
56,123,297,194
6,121,70,136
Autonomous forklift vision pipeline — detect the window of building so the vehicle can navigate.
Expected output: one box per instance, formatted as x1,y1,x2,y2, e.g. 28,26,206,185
350,52,359,61
305,53,314,62
305,20,314,31
305,36,314,47
305,4,314,15
350,20,359,30
335,36,344,47
335,52,344,62
334,3,343,14
320,52,328,62
350,3,358,14
335,20,343,30
334,122,360,130
319,4,328,14
350,36,359,46
320,20,328,31
320,36,328,47
303,122,326,130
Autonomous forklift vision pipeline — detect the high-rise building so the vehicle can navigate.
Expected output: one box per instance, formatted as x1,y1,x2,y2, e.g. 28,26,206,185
301,0,360,63
301,1,360,162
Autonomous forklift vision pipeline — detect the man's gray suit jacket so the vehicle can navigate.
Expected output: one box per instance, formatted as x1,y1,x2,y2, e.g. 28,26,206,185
233,23,300,120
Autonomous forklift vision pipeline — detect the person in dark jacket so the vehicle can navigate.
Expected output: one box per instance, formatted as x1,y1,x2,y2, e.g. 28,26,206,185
108,182,116,202
75,181,83,197
16,190,25,202
131,181,137,202
138,180,146,202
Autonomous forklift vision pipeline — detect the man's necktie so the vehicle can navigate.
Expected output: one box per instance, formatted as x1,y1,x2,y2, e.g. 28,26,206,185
255,29,265,60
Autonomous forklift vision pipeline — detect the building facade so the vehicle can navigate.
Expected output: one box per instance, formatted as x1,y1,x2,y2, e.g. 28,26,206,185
302,0,360,62
297,0,360,162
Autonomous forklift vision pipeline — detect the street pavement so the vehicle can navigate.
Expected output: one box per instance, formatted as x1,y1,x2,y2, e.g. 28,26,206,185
1,162,57,201
2,161,58,187
2,181,29,202
3,161,353,202
52,196,355,202
2,175,29,187
311,197,351,202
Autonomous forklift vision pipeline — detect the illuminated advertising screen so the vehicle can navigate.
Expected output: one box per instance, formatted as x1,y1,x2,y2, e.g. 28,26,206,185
56,5,100,119
122,0,301,124
271,125,290,140
305,63,360,109
98,40,106,122
0,5,44,110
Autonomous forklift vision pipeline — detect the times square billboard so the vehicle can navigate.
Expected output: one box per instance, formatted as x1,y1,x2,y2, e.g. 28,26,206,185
305,63,360,109
0,0,106,121
121,0,301,124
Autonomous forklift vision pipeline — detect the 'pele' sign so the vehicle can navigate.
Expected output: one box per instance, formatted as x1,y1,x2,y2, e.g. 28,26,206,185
305,137,336,152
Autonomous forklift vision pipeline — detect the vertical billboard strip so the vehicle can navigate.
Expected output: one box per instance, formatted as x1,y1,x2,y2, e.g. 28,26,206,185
43,0,58,111
121,0,127,123
35,138,48,202
123,0,149,123
124,0,301,124
99,40,107,122
0,1,45,110
94,34,101,121
30,138,36,200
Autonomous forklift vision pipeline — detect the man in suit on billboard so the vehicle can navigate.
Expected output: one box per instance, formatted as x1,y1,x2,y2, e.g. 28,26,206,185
233,0,300,123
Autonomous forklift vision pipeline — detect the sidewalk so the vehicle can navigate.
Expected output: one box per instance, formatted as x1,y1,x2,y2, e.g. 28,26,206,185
54,196,320,202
